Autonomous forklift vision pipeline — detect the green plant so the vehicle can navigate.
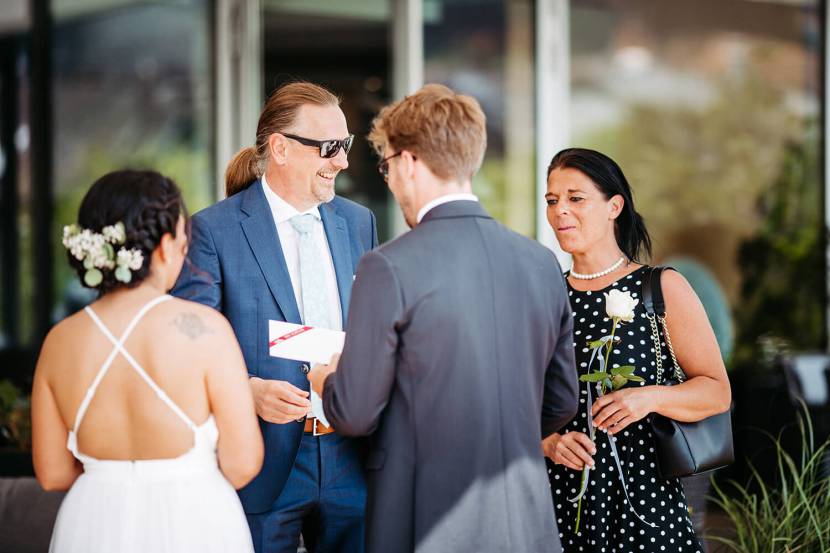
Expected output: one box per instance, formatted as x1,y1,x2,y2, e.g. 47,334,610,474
732,133,826,369
0,380,31,450
0,380,19,416
709,412,830,552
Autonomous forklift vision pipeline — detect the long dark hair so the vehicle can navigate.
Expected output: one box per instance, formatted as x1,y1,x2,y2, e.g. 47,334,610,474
547,148,652,262
70,170,189,295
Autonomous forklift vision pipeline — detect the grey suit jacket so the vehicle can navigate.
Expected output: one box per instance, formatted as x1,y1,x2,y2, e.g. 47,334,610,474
322,200,578,553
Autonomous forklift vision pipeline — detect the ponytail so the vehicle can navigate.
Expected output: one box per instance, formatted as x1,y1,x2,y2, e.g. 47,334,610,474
225,146,260,197
615,210,652,263
225,81,341,198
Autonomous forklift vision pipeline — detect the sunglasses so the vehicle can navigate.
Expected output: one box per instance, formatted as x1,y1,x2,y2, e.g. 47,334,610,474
282,133,354,159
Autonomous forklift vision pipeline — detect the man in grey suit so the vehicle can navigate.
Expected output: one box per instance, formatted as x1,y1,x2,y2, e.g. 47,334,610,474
308,84,579,553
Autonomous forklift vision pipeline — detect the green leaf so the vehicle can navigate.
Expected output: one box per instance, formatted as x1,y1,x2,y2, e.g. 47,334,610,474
0,380,21,414
114,266,132,283
626,375,645,382
611,374,627,390
587,339,605,349
579,371,609,382
103,242,115,261
84,268,103,287
83,255,95,270
616,365,637,376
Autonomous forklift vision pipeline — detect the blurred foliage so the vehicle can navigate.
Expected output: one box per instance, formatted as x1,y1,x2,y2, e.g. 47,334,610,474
0,379,30,451
576,72,824,369
584,74,805,255
732,133,826,367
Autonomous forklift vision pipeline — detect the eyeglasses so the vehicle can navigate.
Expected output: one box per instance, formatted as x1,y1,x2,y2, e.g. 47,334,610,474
377,151,405,180
282,133,354,159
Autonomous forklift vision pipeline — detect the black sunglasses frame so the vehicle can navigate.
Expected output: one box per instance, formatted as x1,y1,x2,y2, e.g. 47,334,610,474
282,133,354,159
377,151,415,180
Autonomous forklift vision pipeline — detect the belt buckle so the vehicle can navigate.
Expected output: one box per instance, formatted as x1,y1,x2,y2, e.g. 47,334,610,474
312,417,328,437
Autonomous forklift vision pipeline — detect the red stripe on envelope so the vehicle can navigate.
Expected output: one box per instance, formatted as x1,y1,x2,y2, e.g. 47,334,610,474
269,325,313,348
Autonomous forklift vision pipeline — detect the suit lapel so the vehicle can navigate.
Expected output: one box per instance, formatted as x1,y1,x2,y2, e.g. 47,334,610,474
239,181,302,324
320,202,353,326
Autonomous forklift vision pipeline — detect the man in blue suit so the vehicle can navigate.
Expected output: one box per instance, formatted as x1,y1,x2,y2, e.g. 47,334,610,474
173,82,377,553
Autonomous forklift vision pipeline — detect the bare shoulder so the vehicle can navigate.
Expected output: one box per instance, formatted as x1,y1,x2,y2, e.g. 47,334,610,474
36,309,89,377
160,298,235,342
660,269,705,316
47,307,95,346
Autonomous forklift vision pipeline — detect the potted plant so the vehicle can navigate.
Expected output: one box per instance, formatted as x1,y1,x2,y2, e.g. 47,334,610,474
708,412,830,552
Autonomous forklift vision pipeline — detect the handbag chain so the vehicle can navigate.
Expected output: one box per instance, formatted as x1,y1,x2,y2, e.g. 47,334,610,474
646,311,685,385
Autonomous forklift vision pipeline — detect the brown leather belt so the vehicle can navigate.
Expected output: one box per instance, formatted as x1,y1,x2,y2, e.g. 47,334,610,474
303,417,335,436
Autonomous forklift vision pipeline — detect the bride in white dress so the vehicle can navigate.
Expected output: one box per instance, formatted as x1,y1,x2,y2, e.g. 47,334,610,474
31,170,263,553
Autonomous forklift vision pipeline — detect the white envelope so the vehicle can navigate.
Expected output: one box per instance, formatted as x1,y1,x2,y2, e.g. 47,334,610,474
268,320,345,428
268,320,345,364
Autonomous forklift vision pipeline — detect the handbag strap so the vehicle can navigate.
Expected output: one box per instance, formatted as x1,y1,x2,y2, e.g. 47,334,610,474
642,266,685,384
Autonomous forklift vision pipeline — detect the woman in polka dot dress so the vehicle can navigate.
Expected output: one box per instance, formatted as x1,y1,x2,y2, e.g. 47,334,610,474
541,148,731,553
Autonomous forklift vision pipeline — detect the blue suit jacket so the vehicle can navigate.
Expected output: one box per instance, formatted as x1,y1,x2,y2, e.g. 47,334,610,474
172,180,377,514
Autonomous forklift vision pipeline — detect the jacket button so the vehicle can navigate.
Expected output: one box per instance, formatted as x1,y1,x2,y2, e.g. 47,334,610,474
300,363,310,374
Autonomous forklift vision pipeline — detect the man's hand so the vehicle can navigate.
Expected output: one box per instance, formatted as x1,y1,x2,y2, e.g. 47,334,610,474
249,377,311,424
308,353,340,396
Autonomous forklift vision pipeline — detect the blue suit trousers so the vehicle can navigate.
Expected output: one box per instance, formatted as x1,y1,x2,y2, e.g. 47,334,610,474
246,432,366,553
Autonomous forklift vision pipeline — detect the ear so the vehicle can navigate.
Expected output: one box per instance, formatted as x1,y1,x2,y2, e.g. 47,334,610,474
158,232,176,264
268,133,289,165
609,194,624,220
401,150,417,180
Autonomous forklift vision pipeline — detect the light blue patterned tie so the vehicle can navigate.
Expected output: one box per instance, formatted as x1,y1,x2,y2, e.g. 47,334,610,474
289,213,331,330
289,213,332,427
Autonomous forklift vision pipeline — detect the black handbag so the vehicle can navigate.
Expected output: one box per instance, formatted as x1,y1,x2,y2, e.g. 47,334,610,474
643,266,734,479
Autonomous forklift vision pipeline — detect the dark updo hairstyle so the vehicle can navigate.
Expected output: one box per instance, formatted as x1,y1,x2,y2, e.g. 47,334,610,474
69,170,189,295
547,148,652,262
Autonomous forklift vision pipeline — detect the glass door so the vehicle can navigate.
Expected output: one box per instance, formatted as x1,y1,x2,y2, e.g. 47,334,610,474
263,0,394,240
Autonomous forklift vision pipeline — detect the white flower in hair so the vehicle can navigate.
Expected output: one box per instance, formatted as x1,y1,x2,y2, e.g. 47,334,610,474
117,247,144,271
62,224,85,260
102,222,126,244
61,220,141,287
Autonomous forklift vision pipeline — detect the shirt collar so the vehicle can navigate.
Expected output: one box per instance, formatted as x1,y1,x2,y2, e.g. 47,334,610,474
261,175,321,223
416,193,479,223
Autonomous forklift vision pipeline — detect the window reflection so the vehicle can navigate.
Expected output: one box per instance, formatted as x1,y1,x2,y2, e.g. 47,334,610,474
425,0,536,236
51,1,213,320
569,0,823,364
263,0,393,240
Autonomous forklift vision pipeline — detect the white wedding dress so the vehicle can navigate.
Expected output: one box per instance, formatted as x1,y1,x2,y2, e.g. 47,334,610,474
49,295,254,553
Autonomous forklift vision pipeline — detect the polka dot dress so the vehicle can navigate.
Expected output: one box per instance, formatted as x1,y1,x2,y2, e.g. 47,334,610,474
547,266,703,552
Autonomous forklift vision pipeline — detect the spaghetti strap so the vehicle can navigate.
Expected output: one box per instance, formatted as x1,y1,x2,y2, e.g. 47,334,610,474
72,295,197,438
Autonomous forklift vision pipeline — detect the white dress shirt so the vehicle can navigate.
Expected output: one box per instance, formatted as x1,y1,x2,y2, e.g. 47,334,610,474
416,193,479,223
261,177,343,331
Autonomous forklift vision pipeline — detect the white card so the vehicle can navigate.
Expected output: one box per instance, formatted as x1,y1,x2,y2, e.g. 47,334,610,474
268,320,345,365
268,320,345,427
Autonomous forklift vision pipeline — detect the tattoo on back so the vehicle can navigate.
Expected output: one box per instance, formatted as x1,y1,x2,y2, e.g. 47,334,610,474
172,312,213,340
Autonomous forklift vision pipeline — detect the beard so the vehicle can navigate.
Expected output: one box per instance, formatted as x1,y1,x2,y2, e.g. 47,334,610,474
396,196,417,229
312,179,336,204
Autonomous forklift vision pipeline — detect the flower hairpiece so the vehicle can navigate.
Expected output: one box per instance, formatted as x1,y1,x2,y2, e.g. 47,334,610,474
62,222,144,287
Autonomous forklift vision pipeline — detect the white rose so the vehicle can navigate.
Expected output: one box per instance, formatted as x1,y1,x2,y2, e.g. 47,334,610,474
604,289,638,323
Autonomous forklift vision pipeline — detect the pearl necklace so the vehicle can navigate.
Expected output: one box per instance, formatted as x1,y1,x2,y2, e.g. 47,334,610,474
570,256,626,280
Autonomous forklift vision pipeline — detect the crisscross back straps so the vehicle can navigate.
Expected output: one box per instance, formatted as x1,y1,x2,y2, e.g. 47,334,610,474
73,295,197,436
